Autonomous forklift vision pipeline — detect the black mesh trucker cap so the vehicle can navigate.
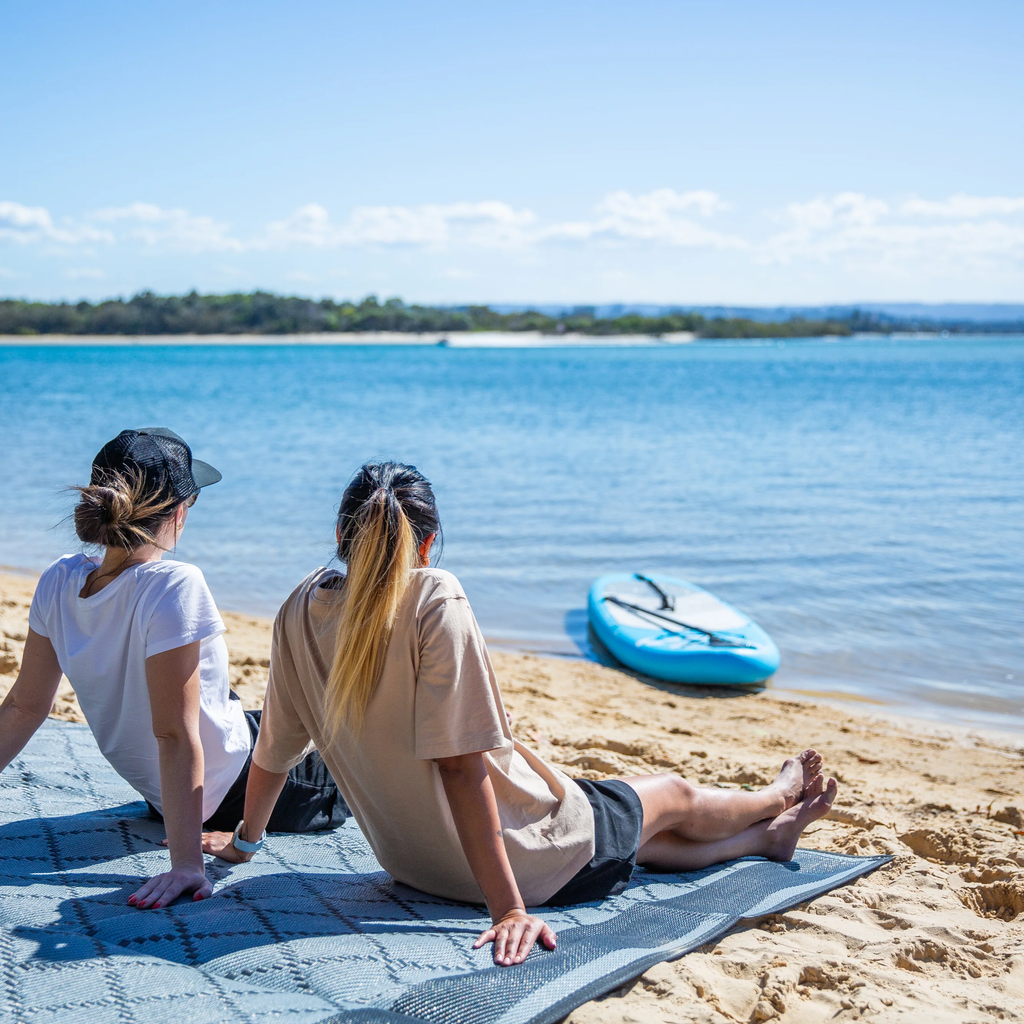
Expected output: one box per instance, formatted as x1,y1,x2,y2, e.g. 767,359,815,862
90,428,222,503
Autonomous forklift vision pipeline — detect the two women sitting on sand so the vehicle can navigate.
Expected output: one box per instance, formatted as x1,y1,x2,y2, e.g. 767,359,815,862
0,430,837,966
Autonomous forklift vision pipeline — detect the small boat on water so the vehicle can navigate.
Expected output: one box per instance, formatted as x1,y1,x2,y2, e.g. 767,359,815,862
587,572,780,685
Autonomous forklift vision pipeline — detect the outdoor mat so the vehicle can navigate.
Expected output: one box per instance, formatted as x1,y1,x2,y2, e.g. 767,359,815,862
1,721,890,1024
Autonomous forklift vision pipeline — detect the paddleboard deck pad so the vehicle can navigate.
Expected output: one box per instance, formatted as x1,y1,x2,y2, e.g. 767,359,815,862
587,572,780,685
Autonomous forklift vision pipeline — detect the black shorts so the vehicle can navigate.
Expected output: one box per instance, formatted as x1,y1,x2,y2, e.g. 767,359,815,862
147,708,349,833
544,778,644,906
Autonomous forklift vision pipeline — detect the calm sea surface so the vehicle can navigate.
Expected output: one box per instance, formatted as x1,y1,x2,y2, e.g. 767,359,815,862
1,337,1022,729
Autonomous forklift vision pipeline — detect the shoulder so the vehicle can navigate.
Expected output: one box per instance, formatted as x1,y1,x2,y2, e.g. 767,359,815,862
278,567,336,622
139,559,209,589
410,568,468,603
35,554,93,595
136,560,217,607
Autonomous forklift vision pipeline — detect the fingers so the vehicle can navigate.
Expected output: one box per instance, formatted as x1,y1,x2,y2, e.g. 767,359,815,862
127,870,208,909
493,924,510,965
480,915,556,966
143,875,181,910
510,917,543,964
200,831,233,853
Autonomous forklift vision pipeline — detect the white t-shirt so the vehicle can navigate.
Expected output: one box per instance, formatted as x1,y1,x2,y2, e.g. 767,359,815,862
28,554,251,819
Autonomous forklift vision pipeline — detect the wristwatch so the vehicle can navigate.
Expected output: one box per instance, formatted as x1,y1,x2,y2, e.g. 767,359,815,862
232,820,266,854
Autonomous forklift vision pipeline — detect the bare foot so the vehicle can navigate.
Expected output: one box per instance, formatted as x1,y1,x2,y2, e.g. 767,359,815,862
763,777,838,862
771,749,823,810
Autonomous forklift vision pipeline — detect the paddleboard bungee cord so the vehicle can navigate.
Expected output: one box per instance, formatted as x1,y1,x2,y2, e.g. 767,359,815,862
634,572,676,611
601,595,754,648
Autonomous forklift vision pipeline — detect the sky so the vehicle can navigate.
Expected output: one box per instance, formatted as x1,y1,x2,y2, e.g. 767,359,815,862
2,0,1023,306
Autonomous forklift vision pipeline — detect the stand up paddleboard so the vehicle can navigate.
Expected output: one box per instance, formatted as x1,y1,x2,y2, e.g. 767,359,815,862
587,572,780,685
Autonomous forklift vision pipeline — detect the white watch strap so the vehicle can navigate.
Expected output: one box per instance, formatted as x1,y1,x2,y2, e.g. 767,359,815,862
232,820,265,854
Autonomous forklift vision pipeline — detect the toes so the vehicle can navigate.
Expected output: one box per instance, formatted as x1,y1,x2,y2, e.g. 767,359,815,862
799,749,818,763
805,773,824,798
812,777,838,808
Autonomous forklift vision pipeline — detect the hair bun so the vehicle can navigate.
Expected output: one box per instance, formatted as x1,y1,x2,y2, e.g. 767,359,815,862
73,469,178,549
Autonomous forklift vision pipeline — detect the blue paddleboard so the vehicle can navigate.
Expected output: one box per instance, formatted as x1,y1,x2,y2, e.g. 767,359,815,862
587,572,780,685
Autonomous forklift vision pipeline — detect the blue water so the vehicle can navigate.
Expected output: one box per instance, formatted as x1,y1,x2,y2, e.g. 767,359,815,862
1,337,1022,729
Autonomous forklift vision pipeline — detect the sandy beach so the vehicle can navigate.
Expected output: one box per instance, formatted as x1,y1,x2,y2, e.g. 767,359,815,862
2,568,1022,1021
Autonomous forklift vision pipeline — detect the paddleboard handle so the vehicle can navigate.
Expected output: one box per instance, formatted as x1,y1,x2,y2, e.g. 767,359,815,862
634,573,676,611
602,595,754,648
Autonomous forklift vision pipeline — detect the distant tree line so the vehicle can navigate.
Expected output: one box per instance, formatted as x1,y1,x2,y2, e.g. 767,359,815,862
1,291,1019,338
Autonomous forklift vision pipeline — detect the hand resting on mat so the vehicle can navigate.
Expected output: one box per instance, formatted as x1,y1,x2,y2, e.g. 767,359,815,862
128,865,211,908
161,830,254,863
473,909,557,966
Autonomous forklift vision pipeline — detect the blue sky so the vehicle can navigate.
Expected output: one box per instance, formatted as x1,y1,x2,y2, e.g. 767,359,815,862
2,1,1023,304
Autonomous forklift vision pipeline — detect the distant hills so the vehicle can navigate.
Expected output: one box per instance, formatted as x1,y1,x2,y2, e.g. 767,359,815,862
1,292,1023,337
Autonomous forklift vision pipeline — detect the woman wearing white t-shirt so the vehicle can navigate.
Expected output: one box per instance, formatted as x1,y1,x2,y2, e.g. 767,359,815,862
0,428,346,910
205,461,838,967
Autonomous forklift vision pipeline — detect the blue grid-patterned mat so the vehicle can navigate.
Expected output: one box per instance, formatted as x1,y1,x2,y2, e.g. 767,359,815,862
0,721,889,1024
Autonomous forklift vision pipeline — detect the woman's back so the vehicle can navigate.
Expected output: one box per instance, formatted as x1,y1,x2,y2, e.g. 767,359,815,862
255,565,595,905
29,552,249,818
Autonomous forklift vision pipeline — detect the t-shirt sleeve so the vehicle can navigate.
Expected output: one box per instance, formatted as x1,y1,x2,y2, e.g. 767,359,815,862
27,562,60,638
145,566,226,658
252,604,314,774
414,586,506,760
27,557,73,634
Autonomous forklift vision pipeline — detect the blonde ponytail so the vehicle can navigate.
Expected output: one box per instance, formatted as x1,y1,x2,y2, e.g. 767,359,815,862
325,488,419,733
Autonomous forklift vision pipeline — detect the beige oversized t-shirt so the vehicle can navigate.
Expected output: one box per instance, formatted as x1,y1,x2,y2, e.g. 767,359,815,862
253,567,595,906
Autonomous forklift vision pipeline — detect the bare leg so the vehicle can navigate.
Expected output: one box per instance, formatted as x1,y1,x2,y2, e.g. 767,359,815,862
623,749,823,845
637,777,838,872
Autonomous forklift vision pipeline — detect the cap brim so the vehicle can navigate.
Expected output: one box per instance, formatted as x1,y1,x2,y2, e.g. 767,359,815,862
191,459,222,488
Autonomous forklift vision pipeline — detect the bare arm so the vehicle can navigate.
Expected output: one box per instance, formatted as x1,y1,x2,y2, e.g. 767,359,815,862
129,641,211,908
0,629,63,771
437,751,556,966
198,761,289,863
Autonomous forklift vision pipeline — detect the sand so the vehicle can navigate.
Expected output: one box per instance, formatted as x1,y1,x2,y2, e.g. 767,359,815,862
2,568,1022,1021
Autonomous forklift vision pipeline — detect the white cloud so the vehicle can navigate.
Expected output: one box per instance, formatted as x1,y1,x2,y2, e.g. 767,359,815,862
91,202,244,252
544,189,740,247
260,190,738,251
762,191,1024,273
5,191,1024,292
0,201,112,245
776,192,889,231
900,193,1024,218
261,201,536,250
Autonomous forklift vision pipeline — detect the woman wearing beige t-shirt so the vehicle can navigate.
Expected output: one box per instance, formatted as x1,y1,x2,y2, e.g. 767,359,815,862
203,461,838,966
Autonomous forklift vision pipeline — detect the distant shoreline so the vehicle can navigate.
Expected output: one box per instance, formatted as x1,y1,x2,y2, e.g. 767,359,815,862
3,330,1019,348
0,331,698,347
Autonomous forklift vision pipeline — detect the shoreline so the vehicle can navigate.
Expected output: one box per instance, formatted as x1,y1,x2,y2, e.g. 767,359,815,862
4,563,1020,741
0,330,697,347
2,567,1022,1020
4,330,1019,348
